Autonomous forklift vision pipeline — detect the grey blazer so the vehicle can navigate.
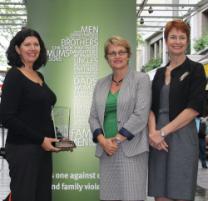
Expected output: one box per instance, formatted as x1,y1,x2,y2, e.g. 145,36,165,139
89,69,151,157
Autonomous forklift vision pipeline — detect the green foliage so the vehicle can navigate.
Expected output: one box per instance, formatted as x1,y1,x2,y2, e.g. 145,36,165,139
137,33,144,46
193,33,208,52
144,57,162,72
0,0,26,69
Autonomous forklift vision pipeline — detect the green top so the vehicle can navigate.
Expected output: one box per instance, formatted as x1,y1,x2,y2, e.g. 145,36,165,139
103,91,119,138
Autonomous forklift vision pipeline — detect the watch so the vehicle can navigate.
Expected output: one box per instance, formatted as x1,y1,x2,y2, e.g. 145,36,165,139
114,136,122,145
159,129,166,138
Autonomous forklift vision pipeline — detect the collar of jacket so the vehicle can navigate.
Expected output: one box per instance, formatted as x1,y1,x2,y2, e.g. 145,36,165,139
158,57,190,78
109,67,134,83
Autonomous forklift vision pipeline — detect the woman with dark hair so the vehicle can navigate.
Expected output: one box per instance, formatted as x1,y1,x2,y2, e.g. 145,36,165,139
6,28,47,70
148,20,207,201
0,28,60,201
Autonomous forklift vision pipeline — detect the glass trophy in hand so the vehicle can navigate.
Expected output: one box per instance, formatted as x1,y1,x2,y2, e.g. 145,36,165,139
52,107,76,152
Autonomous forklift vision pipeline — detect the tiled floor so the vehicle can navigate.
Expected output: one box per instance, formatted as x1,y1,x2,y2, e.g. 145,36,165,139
195,164,208,201
0,159,10,201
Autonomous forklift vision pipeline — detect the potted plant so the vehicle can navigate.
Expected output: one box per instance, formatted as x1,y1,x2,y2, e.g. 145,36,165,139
193,33,208,52
144,57,162,72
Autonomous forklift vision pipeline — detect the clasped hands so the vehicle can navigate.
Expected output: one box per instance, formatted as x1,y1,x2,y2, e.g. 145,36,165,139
101,137,119,156
149,130,168,152
99,136,123,156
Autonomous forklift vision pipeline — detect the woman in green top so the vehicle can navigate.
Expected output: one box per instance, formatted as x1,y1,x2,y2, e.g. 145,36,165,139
89,36,151,201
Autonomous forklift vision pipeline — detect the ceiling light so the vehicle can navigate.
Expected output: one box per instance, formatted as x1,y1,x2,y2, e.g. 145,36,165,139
148,6,153,14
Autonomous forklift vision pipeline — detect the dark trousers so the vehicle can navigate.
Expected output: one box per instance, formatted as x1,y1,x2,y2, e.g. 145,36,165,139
5,144,52,201
199,138,207,165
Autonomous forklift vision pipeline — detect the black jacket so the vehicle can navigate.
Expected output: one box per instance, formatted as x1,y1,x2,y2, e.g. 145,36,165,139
151,57,207,122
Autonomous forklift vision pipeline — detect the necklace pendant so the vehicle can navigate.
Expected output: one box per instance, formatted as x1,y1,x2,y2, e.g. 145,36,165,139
112,77,123,86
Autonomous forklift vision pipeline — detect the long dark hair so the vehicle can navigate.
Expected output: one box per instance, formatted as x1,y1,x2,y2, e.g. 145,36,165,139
6,28,48,70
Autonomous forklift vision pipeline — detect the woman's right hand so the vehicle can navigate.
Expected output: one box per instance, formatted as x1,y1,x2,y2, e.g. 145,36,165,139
41,137,61,152
149,130,164,145
149,130,168,152
155,140,168,152
103,138,119,156
97,135,118,156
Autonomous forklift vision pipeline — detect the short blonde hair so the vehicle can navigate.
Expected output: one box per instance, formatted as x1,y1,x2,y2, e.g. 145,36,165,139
104,35,131,59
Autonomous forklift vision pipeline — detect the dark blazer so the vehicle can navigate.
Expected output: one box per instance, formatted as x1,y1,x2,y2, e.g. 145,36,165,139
89,69,151,157
151,57,207,122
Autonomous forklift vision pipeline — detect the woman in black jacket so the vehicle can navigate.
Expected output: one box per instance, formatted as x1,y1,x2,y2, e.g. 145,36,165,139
148,20,207,201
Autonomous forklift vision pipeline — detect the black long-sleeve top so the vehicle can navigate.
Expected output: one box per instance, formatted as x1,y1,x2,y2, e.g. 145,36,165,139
151,57,207,122
0,67,56,145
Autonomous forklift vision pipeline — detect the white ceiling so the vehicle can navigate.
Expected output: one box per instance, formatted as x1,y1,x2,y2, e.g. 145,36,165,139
0,0,27,30
137,0,207,39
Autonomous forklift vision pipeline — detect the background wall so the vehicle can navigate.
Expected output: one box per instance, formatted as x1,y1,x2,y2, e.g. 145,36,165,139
26,0,136,200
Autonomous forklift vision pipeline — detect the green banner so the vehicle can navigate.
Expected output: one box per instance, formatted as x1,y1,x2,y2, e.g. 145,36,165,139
26,0,136,200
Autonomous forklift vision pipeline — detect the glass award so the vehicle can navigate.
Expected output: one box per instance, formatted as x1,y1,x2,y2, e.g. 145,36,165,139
52,106,76,151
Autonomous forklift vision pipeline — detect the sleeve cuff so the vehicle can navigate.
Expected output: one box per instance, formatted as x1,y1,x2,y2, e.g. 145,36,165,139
187,103,203,116
119,127,134,140
92,128,104,143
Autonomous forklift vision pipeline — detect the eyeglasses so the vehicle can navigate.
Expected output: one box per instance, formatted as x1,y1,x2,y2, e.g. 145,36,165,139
107,51,128,58
168,35,187,41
